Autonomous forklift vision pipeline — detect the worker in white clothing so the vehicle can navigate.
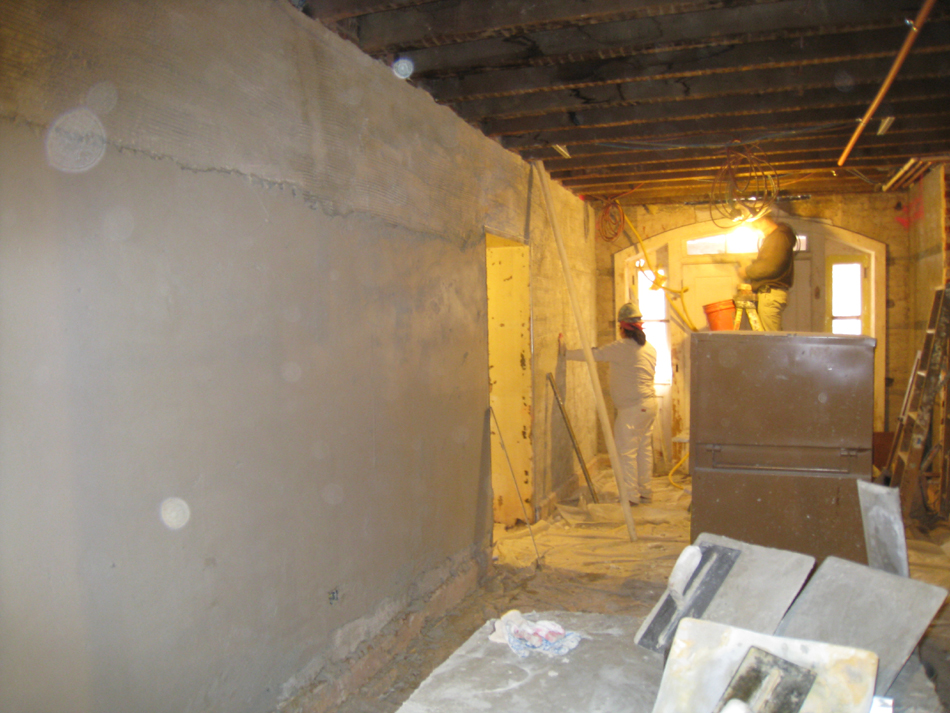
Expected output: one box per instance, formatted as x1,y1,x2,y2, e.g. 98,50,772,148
564,303,658,505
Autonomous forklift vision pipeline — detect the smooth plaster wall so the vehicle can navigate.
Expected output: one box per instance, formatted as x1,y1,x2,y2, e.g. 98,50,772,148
0,2,594,712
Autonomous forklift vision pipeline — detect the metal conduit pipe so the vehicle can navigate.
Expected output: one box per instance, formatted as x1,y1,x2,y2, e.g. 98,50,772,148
838,0,938,167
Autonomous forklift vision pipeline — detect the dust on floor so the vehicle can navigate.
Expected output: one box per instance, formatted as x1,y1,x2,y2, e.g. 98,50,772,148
332,467,950,713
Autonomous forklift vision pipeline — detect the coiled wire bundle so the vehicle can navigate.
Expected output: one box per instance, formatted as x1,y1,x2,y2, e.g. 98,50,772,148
710,145,779,228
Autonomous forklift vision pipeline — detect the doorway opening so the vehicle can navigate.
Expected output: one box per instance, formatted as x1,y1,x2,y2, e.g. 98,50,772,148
486,234,533,526
612,217,888,452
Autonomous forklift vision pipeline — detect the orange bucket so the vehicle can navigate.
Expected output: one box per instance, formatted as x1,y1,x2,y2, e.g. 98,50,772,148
703,299,736,331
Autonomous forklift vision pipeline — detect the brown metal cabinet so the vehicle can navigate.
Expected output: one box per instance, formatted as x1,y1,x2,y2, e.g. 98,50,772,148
689,331,875,564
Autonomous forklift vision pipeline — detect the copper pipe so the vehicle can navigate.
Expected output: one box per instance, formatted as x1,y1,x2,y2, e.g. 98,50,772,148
838,0,938,166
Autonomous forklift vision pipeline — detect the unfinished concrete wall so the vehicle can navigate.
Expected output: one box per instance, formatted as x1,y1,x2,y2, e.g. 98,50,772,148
0,2,593,712
529,182,598,517
603,195,910,431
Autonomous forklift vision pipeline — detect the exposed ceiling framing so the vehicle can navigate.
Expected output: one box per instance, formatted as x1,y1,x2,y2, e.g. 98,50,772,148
301,0,950,205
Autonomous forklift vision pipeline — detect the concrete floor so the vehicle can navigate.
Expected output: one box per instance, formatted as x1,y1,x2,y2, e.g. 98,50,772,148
396,611,663,713
327,468,950,713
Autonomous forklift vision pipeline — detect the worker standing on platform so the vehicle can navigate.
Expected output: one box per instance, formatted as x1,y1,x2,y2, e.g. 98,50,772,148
564,303,657,505
738,213,797,331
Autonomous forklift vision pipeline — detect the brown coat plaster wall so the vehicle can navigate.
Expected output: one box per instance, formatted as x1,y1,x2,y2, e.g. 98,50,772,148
0,2,593,711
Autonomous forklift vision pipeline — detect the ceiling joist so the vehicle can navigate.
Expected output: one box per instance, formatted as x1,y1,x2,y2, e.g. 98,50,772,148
303,0,950,202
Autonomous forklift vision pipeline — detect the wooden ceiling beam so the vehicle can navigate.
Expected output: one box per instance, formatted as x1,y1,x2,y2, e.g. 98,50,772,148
575,176,881,201
480,62,950,136
303,1,947,201
576,177,882,202
304,1,437,23
523,115,950,162
352,0,761,55
548,138,950,181
432,23,950,106
399,0,923,75
543,125,950,169
557,154,944,188
502,96,950,151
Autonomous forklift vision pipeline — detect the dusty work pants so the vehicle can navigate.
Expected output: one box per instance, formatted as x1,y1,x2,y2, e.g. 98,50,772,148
614,399,656,502
756,288,788,331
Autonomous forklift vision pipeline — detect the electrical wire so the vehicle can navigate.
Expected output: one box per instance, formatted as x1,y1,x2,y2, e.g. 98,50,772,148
844,168,879,185
595,187,644,242
620,210,700,333
590,195,701,331
596,200,624,242
709,144,779,229
668,448,690,490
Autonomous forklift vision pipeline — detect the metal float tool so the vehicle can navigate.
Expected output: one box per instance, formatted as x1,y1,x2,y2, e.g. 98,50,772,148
857,480,909,577
713,647,816,713
635,541,741,654
533,161,637,541
546,373,599,503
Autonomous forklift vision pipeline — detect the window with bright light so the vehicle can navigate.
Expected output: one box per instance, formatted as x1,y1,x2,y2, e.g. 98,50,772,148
827,256,869,335
637,267,673,384
687,228,806,255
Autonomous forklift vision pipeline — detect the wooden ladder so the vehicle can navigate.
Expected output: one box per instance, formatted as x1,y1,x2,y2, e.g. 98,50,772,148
733,287,763,331
886,286,950,518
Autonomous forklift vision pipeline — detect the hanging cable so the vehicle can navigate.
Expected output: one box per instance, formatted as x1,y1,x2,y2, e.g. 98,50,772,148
595,187,643,243
594,197,699,331
709,144,779,229
596,200,624,242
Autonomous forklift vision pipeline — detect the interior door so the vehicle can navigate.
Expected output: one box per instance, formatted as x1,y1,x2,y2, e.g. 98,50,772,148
486,235,533,526
784,254,812,332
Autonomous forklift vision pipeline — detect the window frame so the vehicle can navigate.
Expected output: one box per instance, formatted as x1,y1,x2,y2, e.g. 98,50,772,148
633,263,673,386
825,254,870,335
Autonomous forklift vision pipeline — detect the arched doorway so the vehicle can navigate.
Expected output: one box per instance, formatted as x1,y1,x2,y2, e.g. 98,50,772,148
612,216,887,465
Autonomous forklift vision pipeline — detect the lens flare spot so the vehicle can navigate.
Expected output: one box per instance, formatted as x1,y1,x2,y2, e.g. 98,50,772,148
392,58,414,79
160,497,191,530
322,483,344,505
46,108,107,173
